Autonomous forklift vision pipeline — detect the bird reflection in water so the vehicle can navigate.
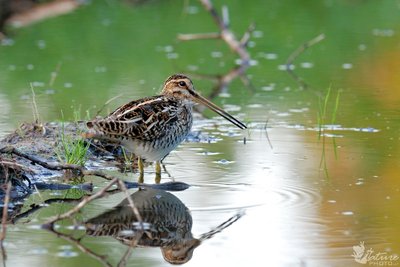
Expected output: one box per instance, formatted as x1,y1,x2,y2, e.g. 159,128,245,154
85,188,243,264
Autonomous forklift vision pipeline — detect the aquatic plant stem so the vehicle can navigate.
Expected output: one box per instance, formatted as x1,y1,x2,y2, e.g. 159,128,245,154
30,83,41,124
332,90,341,160
317,86,341,178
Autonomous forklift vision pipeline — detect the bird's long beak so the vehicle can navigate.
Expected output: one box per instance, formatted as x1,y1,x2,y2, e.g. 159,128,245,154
189,89,247,130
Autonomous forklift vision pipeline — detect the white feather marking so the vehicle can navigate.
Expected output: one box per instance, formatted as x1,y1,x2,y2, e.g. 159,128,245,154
118,97,165,118
118,117,142,124
143,121,157,134
145,114,154,124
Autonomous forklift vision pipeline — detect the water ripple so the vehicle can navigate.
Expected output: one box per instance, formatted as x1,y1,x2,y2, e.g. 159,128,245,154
267,182,322,209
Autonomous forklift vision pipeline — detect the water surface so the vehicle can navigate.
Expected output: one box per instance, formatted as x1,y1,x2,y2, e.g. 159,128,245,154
0,1,399,266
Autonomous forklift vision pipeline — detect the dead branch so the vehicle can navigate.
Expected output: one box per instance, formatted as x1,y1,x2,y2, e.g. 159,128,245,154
6,0,80,28
0,146,83,172
240,23,256,47
42,179,144,265
179,0,252,62
0,158,34,175
115,180,144,251
0,146,117,180
43,178,119,226
285,33,325,89
1,145,191,193
198,211,244,241
46,228,113,267
117,180,143,224
117,246,134,267
177,0,254,98
192,64,252,114
12,197,84,224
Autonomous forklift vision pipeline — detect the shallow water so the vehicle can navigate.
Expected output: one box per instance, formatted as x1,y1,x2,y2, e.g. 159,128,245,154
1,1,400,266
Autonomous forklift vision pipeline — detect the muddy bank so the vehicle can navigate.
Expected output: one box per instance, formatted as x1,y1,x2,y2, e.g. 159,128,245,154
0,121,192,209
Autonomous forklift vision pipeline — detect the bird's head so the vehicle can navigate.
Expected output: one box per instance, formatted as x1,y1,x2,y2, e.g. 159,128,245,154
161,74,247,130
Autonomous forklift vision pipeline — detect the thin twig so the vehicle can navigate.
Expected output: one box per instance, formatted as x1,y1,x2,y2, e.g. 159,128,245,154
49,62,62,87
264,119,273,150
117,180,144,249
117,180,143,224
0,159,34,174
199,211,244,241
43,178,119,226
47,228,113,267
95,94,123,117
12,197,84,224
177,32,220,41
285,33,325,88
0,181,11,262
240,23,255,47
221,5,229,28
117,246,134,267
0,146,84,172
178,0,254,98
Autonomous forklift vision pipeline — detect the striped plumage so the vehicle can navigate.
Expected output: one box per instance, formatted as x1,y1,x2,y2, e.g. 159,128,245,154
86,74,246,182
87,95,193,162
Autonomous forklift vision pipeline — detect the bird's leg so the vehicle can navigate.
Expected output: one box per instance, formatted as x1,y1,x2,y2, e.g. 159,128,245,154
155,160,161,184
138,156,144,183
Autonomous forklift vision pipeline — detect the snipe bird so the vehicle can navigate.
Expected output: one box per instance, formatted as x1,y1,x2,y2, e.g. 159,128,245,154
86,74,246,183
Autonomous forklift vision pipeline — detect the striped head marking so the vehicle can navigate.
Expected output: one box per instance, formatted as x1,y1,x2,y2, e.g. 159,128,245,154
161,74,195,98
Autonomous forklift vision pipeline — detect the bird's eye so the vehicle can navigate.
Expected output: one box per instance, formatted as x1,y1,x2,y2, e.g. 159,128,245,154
178,81,186,87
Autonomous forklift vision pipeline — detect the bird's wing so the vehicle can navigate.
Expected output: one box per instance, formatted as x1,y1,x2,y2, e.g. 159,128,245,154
88,96,182,141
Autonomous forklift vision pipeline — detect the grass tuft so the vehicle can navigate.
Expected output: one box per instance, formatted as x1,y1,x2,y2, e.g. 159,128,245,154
317,86,341,177
56,124,90,166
